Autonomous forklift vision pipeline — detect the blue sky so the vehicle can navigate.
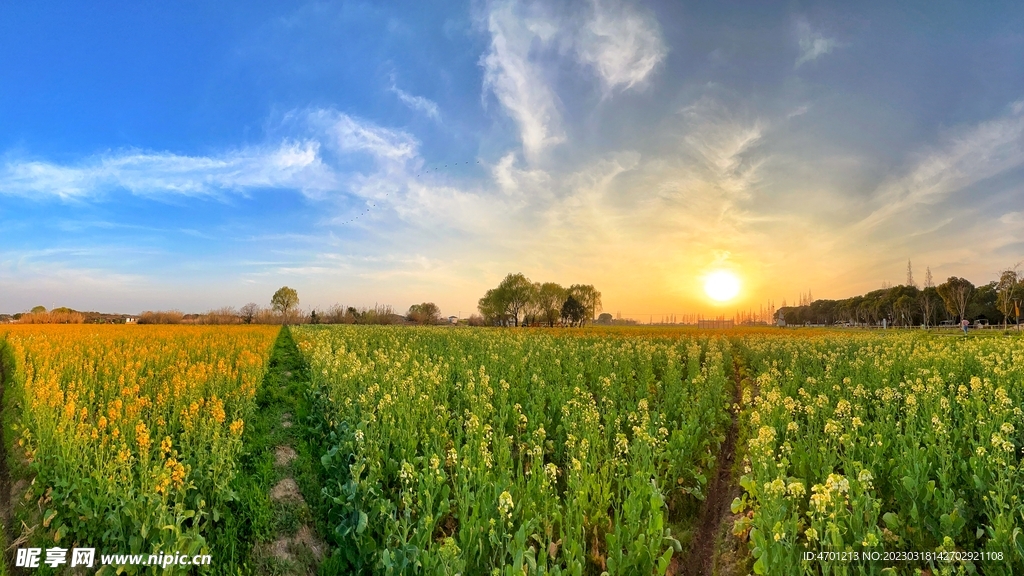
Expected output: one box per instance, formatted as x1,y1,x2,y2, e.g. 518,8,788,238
2,1,1023,317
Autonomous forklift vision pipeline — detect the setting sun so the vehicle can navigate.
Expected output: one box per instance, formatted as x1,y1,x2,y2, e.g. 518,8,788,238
704,270,741,302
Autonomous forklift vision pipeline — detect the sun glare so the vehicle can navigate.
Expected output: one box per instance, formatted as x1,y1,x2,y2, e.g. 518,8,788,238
704,270,741,302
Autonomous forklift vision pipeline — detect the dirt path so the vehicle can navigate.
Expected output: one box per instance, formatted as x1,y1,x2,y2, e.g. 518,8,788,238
263,405,324,570
680,357,745,576
249,329,326,575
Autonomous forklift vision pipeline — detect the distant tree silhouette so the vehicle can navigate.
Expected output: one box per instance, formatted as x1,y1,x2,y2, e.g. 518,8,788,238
561,295,586,327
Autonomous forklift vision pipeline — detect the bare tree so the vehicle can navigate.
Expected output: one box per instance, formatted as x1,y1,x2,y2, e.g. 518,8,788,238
906,260,916,288
203,307,240,324
240,302,260,324
996,266,1020,328
919,287,940,328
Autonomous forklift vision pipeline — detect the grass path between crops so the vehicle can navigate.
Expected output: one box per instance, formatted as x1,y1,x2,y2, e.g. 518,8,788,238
680,352,752,576
234,326,326,575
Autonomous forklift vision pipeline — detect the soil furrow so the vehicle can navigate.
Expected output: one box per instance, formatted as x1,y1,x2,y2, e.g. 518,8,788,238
681,356,744,576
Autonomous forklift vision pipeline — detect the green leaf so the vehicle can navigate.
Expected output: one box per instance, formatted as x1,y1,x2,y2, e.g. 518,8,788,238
882,512,901,530
657,548,674,575
357,510,369,534
739,474,755,492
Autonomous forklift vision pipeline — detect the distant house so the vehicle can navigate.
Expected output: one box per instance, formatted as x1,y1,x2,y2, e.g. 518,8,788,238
124,316,138,324
448,316,458,324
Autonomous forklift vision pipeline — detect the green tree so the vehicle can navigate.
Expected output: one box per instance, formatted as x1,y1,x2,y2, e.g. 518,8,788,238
271,286,299,316
534,282,567,327
936,277,975,322
497,273,534,327
31,305,46,314
407,302,441,325
478,288,511,326
568,284,602,327
561,295,586,327
967,282,999,324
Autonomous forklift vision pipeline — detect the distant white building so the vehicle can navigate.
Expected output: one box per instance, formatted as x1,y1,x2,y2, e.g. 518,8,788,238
448,316,458,324
125,316,138,324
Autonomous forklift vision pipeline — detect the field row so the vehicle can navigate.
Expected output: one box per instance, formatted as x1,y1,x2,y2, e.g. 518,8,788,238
294,326,732,574
0,325,279,574
1,325,1022,575
734,333,1024,575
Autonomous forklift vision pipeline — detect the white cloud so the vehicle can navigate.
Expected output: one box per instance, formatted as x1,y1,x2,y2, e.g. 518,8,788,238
0,140,336,200
389,82,441,120
680,98,765,200
481,1,565,161
858,102,1024,230
308,109,419,165
492,152,550,197
480,0,665,161
787,104,810,119
0,110,439,202
575,0,666,91
795,19,839,67
1000,211,1023,225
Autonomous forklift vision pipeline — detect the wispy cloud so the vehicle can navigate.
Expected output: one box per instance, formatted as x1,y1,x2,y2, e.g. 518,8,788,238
795,19,839,67
480,1,565,161
857,100,1024,230
309,109,419,165
575,0,666,91
0,110,429,202
389,79,441,120
480,0,666,160
0,141,336,200
680,98,765,201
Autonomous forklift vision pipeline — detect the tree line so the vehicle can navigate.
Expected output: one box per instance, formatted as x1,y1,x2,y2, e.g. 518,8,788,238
477,273,602,327
778,269,1023,328
132,287,437,326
